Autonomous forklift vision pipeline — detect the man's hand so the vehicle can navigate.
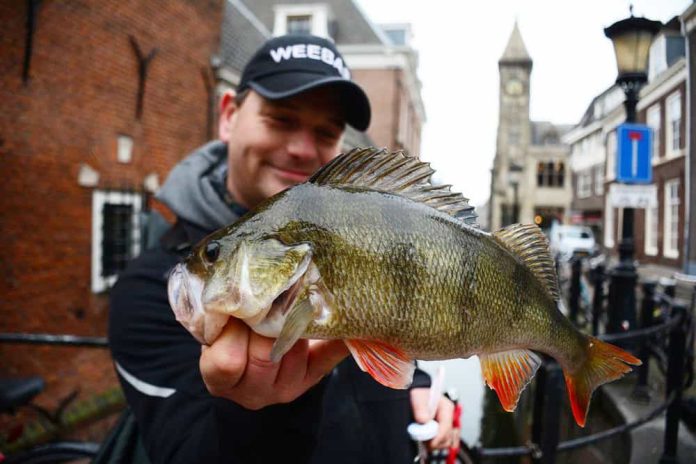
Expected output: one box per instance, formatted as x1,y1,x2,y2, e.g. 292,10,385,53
200,318,348,409
409,387,456,451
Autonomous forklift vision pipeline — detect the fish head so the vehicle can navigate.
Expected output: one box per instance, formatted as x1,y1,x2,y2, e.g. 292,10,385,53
168,229,313,344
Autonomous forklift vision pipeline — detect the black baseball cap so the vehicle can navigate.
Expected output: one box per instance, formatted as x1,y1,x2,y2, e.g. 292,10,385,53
238,35,371,131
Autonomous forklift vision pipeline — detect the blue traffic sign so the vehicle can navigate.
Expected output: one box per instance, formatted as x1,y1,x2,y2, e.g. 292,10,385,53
616,123,653,184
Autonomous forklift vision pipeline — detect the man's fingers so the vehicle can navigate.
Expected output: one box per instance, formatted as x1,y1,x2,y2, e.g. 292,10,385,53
200,318,249,392
305,339,349,384
244,329,281,382
274,339,309,392
409,387,433,424
429,397,455,449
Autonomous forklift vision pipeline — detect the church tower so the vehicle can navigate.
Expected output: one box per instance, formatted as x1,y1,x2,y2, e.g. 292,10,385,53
490,22,533,230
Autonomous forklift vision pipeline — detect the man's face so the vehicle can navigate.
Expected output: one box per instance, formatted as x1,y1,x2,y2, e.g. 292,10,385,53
219,87,345,210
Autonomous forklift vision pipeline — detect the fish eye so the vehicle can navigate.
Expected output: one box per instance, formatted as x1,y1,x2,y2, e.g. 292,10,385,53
204,241,221,263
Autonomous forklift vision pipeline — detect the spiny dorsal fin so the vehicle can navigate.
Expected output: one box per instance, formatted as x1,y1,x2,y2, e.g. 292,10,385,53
309,147,478,225
492,223,560,300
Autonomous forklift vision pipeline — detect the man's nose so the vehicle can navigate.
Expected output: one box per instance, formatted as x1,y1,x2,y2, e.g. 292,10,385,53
287,129,319,160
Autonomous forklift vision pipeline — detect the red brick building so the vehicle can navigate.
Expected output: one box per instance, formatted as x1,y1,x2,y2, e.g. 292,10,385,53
0,0,222,414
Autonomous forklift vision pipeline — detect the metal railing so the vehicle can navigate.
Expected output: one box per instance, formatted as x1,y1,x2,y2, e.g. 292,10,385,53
463,257,696,464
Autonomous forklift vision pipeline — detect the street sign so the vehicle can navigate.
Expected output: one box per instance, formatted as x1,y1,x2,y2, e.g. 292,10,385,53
616,123,653,183
609,183,657,208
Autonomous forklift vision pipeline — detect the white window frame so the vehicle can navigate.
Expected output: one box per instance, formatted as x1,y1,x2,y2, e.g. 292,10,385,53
644,203,658,256
273,4,330,38
577,169,592,199
665,91,682,158
646,104,660,162
604,195,614,248
91,190,142,293
663,179,680,259
606,131,617,182
594,164,604,195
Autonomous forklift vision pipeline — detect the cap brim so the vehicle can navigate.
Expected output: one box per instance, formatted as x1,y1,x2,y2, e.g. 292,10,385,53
249,74,371,131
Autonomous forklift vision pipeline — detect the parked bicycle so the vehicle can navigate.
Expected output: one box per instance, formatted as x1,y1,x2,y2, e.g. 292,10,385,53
0,334,116,464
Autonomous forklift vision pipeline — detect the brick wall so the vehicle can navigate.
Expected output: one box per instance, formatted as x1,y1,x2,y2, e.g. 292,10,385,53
352,68,399,150
0,0,222,414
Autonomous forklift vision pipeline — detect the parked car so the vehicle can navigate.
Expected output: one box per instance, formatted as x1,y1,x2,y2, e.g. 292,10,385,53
548,224,596,262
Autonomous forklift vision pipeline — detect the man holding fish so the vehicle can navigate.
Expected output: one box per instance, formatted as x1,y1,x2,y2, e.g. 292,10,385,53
109,35,456,463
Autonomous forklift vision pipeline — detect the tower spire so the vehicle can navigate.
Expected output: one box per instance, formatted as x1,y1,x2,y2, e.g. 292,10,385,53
499,21,532,66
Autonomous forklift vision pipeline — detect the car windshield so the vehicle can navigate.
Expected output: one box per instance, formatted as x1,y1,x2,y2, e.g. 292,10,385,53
559,227,593,239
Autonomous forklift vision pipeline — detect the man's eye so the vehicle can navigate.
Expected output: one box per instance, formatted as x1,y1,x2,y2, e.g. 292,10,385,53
269,115,294,127
316,129,340,144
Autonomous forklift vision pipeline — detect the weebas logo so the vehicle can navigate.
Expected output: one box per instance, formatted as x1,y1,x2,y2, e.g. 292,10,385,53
269,44,351,79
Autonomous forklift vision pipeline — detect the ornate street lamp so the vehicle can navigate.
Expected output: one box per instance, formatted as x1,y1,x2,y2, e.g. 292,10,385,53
603,12,661,335
605,13,662,123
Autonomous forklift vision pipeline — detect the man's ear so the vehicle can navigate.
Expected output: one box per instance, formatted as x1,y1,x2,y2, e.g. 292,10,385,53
218,90,238,142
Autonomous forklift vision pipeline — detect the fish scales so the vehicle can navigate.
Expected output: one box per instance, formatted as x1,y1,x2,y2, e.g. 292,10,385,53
269,183,580,362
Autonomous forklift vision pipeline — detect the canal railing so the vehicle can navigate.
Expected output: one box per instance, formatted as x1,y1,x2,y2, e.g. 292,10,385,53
428,261,695,464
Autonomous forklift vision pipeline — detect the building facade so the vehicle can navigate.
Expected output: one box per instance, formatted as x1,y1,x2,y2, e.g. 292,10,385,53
235,0,425,156
564,17,688,269
681,4,696,274
0,0,223,405
489,23,572,231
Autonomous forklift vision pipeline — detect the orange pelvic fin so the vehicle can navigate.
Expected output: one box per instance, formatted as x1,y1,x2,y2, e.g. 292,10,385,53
345,339,415,389
563,337,641,427
480,349,542,411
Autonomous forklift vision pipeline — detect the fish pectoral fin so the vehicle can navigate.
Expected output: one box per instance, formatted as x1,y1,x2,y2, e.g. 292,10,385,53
270,298,314,363
345,339,415,389
479,349,542,412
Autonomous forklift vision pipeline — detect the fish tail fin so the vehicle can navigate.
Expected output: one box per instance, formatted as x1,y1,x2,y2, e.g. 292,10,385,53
563,337,641,427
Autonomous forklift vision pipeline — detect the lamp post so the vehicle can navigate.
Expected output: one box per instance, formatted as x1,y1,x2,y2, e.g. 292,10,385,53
604,13,661,334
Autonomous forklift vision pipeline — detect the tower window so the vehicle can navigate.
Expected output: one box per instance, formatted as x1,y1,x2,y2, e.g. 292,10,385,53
286,15,312,35
537,161,565,187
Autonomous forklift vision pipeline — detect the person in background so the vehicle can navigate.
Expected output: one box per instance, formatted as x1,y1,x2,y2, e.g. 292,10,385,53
108,34,455,464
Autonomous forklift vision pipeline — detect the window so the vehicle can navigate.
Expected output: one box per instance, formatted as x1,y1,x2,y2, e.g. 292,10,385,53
646,104,660,161
594,164,604,195
286,15,312,35
273,5,330,38
537,161,564,187
606,131,617,181
92,190,142,292
663,179,680,258
577,169,592,198
645,203,658,256
665,92,681,158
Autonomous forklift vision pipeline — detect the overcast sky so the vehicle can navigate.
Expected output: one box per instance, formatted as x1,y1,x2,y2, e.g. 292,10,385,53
356,0,691,208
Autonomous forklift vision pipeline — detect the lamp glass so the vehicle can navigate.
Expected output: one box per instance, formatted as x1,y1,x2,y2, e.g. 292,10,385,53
610,29,654,75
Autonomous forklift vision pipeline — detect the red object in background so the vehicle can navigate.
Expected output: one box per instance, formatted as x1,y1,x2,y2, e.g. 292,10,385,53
446,402,463,464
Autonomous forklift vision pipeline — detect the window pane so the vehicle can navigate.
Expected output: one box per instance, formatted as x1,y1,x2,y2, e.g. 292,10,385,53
102,203,133,277
664,180,680,257
287,15,312,35
647,105,660,160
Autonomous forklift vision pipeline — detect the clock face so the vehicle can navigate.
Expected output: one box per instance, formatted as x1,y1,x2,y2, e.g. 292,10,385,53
505,79,523,96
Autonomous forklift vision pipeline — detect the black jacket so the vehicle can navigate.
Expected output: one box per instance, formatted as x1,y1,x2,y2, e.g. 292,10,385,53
109,217,430,464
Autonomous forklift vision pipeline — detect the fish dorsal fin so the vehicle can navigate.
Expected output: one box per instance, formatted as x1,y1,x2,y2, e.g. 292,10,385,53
309,147,478,225
492,223,560,301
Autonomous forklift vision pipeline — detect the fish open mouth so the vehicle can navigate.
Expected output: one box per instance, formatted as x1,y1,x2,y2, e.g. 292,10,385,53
245,266,308,333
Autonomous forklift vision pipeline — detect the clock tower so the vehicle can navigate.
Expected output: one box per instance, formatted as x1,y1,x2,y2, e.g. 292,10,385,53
490,22,533,230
